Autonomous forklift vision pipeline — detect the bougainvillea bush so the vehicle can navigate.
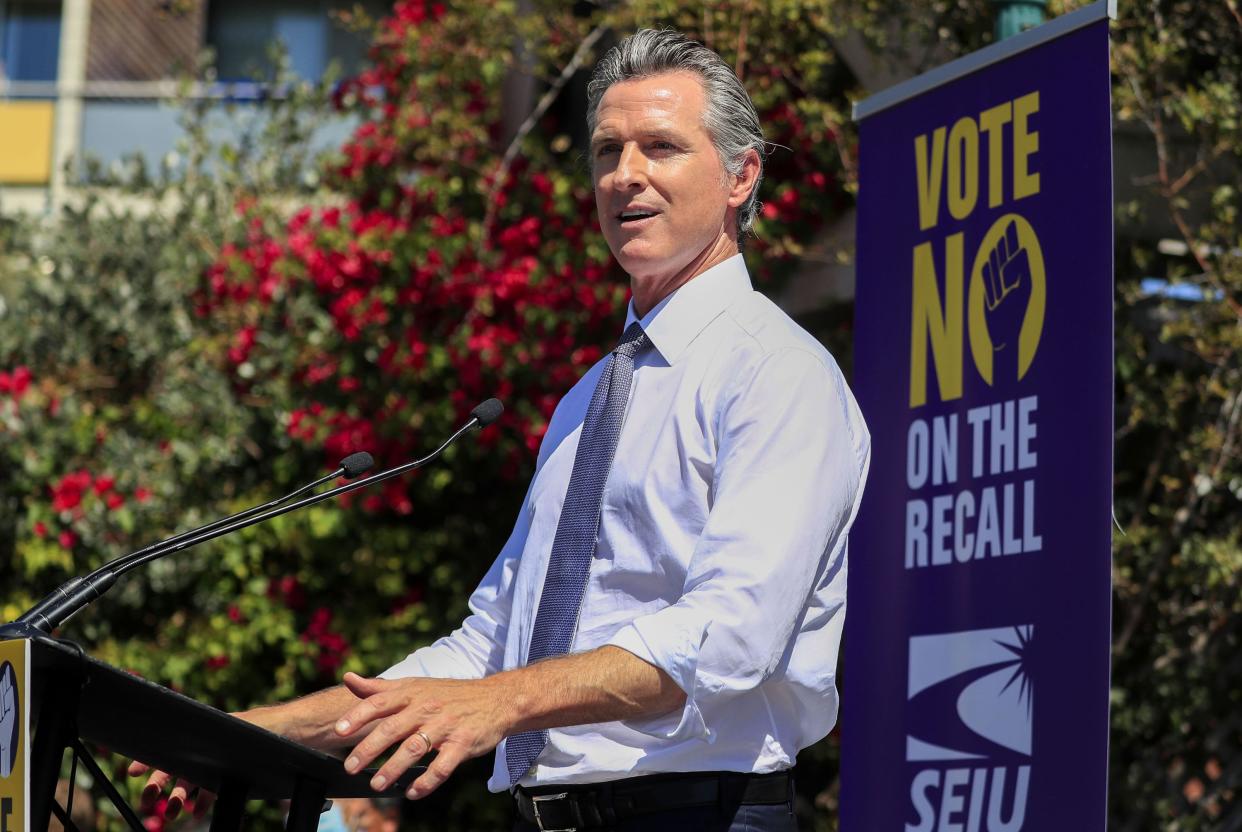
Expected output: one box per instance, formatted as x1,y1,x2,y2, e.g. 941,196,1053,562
0,2,857,829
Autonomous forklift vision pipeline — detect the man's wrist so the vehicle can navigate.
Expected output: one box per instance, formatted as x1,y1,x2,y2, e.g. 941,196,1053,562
234,704,291,739
482,666,537,736
233,685,359,752
481,646,685,737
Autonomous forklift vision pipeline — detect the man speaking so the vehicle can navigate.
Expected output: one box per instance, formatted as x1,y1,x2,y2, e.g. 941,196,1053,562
135,28,870,831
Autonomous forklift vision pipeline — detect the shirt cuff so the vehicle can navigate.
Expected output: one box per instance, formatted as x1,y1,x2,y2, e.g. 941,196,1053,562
606,614,714,744
378,639,484,681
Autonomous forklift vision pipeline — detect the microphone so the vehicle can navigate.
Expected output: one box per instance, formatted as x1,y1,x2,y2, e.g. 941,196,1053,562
470,398,503,428
341,452,375,478
9,452,376,634
9,400,501,635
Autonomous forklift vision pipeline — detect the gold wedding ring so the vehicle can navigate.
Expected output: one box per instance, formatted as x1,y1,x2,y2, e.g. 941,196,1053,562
416,730,433,753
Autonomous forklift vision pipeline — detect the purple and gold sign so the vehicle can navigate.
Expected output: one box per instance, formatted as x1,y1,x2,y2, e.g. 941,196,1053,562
843,4,1114,829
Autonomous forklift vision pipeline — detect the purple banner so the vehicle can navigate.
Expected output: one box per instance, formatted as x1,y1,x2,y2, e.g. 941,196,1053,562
843,12,1113,831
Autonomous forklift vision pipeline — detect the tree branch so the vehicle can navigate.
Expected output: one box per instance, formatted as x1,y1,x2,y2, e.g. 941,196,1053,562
482,24,608,244
1164,140,1229,198
1140,72,1242,320
1224,0,1242,30
735,0,752,80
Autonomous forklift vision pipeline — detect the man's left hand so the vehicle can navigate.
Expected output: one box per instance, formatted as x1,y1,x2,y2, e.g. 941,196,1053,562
335,672,514,800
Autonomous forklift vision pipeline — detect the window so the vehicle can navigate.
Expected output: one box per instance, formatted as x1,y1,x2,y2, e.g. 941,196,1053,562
0,0,61,83
206,0,389,82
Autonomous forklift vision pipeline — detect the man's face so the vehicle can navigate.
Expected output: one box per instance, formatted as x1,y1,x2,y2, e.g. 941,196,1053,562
591,72,737,292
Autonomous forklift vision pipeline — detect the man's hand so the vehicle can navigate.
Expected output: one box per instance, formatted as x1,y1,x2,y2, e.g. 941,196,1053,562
335,672,515,800
335,647,682,800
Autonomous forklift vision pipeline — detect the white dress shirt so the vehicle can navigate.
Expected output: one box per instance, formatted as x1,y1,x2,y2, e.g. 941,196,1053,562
382,254,871,791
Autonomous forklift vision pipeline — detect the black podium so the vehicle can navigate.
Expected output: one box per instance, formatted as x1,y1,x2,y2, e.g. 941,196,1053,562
27,634,422,831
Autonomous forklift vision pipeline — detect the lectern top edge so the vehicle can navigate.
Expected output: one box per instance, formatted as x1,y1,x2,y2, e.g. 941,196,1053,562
28,634,420,802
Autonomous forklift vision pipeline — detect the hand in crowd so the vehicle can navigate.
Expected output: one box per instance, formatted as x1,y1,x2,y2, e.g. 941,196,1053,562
126,758,215,821
126,708,273,821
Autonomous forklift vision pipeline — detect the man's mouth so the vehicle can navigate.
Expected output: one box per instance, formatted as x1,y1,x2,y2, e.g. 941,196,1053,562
617,209,659,225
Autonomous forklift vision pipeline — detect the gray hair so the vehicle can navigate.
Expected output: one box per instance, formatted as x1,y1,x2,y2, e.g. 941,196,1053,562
587,29,766,238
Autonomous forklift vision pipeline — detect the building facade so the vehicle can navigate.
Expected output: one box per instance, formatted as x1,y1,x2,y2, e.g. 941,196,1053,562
0,0,385,213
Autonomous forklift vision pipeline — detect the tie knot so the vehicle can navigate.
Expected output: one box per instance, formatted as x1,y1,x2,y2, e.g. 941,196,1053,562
615,323,648,359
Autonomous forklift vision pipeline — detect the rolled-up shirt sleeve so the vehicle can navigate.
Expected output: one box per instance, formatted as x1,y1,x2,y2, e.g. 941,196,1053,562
380,478,533,682
607,347,869,742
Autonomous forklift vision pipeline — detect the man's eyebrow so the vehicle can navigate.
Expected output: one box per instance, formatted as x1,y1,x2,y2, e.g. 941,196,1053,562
590,127,689,148
642,128,687,144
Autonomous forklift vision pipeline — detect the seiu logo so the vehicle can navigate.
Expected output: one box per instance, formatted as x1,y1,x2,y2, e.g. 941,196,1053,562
905,626,1034,832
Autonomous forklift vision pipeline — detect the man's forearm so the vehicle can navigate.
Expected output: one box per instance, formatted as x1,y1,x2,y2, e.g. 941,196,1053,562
240,685,363,752
495,645,687,735
245,645,681,756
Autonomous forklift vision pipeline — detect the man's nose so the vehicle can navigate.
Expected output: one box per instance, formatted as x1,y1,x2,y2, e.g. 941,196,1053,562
613,144,647,190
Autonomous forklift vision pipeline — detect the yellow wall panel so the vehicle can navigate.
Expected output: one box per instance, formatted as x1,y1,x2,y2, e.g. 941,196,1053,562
0,102,56,184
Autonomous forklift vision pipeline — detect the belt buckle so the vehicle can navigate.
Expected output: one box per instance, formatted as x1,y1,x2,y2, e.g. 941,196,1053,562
531,792,576,832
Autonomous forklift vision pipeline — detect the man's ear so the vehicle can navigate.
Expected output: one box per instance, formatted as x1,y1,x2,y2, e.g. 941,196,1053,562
727,148,762,208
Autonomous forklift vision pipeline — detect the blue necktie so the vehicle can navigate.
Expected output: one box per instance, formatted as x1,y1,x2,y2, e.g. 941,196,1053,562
506,323,649,785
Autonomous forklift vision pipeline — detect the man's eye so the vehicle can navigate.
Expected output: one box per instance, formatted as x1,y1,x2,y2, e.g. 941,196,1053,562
651,141,677,151
595,144,620,156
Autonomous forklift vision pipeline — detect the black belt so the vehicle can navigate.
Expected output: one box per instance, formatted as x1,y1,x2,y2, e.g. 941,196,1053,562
514,770,792,831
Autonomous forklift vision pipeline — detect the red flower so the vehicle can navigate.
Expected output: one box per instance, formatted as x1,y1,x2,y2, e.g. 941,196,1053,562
7,367,31,397
93,476,116,495
530,172,553,197
228,325,258,365
33,521,47,538
51,470,92,512
105,492,125,510
58,530,78,550
270,575,306,610
206,655,230,670
383,479,413,515
390,584,425,614
134,487,153,503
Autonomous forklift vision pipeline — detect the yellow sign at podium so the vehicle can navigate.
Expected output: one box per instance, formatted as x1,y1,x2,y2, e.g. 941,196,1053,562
0,640,28,832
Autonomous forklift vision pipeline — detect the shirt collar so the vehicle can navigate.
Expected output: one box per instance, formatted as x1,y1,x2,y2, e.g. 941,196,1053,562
622,254,753,365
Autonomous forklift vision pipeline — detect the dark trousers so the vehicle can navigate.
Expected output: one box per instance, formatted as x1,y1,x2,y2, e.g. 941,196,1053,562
512,800,798,831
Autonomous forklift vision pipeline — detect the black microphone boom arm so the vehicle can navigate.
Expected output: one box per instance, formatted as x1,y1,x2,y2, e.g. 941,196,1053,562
6,402,499,635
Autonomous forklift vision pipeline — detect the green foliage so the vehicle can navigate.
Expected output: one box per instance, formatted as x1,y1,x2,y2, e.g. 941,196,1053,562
1107,2,1242,828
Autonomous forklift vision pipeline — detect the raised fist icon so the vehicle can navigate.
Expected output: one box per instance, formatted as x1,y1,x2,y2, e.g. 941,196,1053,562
979,218,1036,386
0,665,15,777
982,219,1033,353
